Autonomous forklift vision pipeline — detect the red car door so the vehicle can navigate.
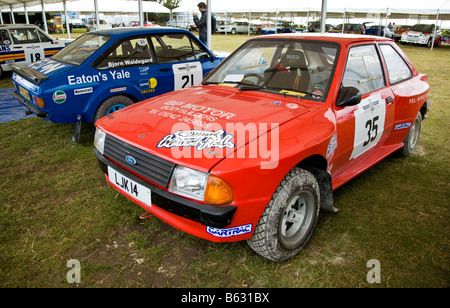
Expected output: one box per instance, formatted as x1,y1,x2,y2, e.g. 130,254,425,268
331,43,395,187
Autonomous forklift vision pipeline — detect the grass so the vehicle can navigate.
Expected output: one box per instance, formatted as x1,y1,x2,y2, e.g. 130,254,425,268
0,36,448,288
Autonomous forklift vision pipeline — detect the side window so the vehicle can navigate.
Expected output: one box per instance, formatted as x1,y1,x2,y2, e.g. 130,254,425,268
96,37,153,69
342,44,385,95
379,44,412,85
9,29,40,44
151,33,208,63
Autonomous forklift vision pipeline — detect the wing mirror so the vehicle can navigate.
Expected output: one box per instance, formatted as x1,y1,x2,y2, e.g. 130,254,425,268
336,86,361,107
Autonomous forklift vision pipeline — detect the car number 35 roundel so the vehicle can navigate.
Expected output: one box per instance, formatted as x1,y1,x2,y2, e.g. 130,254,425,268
351,93,386,159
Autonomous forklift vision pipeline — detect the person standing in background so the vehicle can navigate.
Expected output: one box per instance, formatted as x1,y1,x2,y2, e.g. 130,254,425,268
193,2,213,45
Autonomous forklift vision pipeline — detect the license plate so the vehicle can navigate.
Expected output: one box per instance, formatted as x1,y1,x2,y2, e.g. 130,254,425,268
19,86,31,101
108,166,152,207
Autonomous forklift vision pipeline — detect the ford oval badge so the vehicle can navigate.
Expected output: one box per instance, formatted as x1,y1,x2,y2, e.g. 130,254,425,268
126,156,137,165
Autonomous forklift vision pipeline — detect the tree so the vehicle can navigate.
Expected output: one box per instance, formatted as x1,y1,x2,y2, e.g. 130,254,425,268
157,0,182,23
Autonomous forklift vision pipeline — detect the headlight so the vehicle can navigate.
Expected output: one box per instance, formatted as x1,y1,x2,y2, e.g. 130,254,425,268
94,127,106,154
169,165,233,205
169,166,209,201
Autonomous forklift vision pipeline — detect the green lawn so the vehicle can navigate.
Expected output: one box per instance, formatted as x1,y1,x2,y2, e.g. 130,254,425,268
0,36,448,288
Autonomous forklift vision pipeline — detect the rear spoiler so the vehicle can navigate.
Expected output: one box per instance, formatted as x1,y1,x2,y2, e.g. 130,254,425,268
12,64,48,86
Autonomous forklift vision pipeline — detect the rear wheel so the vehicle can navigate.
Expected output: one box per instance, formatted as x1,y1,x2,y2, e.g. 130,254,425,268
247,168,320,262
399,111,422,157
94,95,133,123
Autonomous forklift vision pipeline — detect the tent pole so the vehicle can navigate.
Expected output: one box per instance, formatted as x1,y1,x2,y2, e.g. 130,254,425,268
306,9,309,33
64,0,71,39
24,4,29,24
206,0,211,50
41,1,48,33
320,0,327,33
10,5,15,24
94,0,99,29
431,9,439,50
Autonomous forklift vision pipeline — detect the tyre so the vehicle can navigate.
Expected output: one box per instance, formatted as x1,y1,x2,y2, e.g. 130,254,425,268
399,111,422,157
94,95,133,123
247,167,320,262
231,28,236,35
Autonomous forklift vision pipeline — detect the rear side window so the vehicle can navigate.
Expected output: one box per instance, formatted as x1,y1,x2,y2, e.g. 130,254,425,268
151,33,209,63
379,44,412,85
342,44,385,95
0,30,10,45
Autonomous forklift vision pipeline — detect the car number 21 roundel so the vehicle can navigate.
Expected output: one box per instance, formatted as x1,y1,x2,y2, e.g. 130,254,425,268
351,93,386,159
173,61,203,90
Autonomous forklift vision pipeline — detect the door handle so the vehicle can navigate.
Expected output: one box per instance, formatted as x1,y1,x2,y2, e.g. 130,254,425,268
159,68,171,71
386,96,394,104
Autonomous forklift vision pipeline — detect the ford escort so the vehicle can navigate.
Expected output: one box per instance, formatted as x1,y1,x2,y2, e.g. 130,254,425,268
94,33,429,261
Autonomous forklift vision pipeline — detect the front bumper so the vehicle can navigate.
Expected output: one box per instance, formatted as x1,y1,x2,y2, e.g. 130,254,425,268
95,148,237,229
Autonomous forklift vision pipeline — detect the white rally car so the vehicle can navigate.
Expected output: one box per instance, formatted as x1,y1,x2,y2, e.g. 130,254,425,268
0,24,72,77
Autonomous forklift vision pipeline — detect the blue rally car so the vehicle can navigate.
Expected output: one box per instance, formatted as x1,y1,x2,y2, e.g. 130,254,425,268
11,27,227,127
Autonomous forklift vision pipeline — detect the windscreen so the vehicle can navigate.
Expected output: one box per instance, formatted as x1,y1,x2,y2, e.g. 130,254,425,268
203,39,339,100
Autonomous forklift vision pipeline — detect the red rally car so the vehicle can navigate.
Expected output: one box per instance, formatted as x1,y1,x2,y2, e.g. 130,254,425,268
94,33,430,262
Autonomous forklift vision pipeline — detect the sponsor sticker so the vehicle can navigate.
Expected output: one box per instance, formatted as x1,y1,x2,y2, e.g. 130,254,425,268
110,87,126,93
395,122,412,130
74,87,93,95
326,134,338,159
53,90,66,104
206,224,253,238
157,129,235,150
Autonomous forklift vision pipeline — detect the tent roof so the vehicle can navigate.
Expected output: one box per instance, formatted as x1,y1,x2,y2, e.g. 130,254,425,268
0,0,74,10
1,0,170,13
175,0,450,20
2,0,450,20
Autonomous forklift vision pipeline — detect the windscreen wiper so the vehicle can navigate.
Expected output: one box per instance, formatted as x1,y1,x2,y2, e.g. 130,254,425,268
236,83,266,92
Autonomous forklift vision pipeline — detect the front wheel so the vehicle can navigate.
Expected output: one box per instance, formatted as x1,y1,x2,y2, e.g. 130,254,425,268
247,168,320,262
94,95,134,123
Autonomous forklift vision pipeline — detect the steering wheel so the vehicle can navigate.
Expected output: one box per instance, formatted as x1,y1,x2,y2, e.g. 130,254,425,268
241,73,265,86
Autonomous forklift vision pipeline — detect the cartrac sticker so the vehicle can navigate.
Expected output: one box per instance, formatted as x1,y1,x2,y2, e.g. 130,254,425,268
350,93,386,160
157,129,235,150
53,90,67,104
173,61,203,90
206,224,253,238
395,122,412,130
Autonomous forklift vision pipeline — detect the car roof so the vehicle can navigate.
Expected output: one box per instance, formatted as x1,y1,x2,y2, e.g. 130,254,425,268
250,33,392,45
91,26,190,37
0,24,40,28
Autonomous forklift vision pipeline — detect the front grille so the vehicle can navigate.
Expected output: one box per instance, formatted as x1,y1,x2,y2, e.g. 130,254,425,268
104,134,176,187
